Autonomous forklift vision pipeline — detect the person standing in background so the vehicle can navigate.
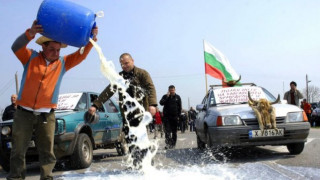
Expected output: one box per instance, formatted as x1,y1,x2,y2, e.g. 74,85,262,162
284,81,303,106
302,99,312,126
188,107,197,132
179,109,188,133
160,85,182,149
153,108,163,139
2,94,17,121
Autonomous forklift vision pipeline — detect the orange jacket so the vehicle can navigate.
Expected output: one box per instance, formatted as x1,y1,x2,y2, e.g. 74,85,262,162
12,29,94,109
303,103,312,114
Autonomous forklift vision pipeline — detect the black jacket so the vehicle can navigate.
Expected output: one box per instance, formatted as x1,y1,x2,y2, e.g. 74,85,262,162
188,109,197,120
2,104,16,121
160,94,182,117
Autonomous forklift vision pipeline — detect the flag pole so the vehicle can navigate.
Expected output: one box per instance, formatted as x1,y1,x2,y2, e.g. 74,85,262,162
203,39,208,93
205,74,208,93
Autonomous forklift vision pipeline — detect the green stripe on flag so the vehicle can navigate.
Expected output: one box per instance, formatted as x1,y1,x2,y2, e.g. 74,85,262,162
204,52,233,81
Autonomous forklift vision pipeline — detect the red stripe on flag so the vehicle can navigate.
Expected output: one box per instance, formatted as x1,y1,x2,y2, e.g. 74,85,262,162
205,63,226,80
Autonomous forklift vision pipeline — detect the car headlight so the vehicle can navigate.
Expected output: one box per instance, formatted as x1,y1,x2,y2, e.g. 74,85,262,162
287,112,303,122
1,126,11,135
217,115,243,126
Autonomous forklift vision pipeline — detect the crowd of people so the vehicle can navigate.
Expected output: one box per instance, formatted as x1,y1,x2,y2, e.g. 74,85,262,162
147,106,197,139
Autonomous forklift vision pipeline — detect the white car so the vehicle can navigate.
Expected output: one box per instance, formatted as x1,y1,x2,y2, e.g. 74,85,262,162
195,84,310,155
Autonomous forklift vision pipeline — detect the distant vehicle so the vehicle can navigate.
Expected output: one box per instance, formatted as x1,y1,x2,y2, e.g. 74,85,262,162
0,92,126,172
311,103,320,127
195,83,310,155
311,102,319,110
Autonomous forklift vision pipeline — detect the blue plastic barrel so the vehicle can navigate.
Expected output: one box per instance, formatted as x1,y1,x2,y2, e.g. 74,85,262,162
36,0,96,47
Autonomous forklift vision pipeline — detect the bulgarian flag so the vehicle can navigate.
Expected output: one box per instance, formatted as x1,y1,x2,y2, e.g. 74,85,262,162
204,40,241,83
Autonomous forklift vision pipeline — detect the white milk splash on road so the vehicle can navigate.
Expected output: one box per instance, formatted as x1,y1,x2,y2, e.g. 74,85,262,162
88,39,158,171
58,162,320,180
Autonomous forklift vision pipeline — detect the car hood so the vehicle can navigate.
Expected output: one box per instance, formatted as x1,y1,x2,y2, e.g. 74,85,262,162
211,103,302,119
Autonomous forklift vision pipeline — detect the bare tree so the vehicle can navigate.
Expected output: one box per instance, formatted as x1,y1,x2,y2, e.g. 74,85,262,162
0,108,3,122
303,85,320,103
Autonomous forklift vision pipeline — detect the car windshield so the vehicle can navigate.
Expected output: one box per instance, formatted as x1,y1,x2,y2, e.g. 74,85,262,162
210,86,276,106
56,93,85,110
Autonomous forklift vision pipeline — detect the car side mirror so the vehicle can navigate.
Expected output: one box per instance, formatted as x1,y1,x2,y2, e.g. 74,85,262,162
196,104,206,111
84,111,100,124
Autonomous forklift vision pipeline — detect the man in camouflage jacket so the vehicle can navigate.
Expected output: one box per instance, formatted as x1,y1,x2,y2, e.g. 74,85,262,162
89,53,157,169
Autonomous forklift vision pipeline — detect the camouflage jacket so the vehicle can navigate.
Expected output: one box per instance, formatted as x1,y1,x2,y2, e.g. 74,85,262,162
93,66,157,113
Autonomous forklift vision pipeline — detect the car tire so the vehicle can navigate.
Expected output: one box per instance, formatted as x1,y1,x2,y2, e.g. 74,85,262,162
196,134,206,150
0,152,10,172
69,133,93,169
287,142,304,155
206,130,213,148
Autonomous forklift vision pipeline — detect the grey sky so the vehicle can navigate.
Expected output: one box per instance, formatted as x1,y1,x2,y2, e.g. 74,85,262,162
0,0,319,111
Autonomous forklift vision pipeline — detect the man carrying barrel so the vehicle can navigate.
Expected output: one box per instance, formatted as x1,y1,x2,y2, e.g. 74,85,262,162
7,20,98,180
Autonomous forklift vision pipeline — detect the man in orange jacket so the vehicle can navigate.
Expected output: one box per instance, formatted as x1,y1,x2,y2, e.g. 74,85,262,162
7,20,98,180
303,99,312,126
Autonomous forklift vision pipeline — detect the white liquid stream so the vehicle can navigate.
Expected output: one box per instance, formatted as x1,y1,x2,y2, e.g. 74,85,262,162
89,39,158,172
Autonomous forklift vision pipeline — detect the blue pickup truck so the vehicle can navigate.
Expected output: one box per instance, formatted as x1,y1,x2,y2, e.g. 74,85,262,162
0,92,126,171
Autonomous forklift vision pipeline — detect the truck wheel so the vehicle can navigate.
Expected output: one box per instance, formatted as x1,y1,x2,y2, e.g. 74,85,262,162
287,142,304,155
196,133,206,150
0,153,10,172
69,133,93,169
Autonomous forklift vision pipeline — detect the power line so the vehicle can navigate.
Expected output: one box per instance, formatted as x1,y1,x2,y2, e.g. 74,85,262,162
0,78,15,97
63,73,204,80
153,73,203,79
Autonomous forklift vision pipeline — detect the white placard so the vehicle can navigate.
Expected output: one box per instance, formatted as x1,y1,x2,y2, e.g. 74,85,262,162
214,87,266,104
57,93,83,110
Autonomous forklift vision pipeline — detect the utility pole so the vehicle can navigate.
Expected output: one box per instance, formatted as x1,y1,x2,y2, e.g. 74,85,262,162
306,74,311,102
188,97,190,109
15,72,19,95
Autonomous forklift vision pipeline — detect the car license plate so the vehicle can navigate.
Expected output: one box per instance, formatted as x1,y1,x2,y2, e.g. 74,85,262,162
6,141,35,149
249,129,284,138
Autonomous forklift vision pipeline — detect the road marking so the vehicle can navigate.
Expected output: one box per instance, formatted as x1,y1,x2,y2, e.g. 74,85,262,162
305,138,314,145
263,161,306,179
270,138,315,152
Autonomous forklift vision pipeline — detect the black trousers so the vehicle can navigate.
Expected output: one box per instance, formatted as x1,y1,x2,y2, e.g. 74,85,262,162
163,116,178,146
179,120,186,133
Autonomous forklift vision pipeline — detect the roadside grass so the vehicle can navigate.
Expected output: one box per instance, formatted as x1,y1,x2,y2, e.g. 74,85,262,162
311,126,320,129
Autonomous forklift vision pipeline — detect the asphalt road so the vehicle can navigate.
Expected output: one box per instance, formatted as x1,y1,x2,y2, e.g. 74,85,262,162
1,128,319,179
